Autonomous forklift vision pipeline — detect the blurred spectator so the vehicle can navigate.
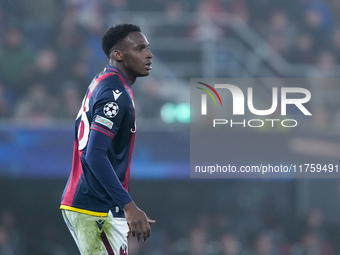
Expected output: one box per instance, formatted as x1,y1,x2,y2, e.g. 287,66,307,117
174,227,217,255
0,27,34,99
153,1,188,38
56,6,85,83
188,0,226,41
67,0,105,30
300,1,333,50
69,60,91,92
305,209,324,232
14,83,56,126
82,16,107,78
303,0,334,30
330,26,340,63
21,0,61,49
217,232,242,255
0,225,13,255
59,84,82,119
300,209,330,244
290,231,334,255
307,50,337,78
290,208,334,255
0,5,5,47
229,0,249,25
307,49,339,129
0,0,24,31
310,106,331,130
0,209,26,255
265,10,295,55
287,33,316,64
0,83,13,118
249,232,279,255
30,48,62,96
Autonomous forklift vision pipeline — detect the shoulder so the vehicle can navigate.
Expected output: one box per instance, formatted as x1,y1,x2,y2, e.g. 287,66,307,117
97,72,122,88
91,78,130,107
91,73,121,97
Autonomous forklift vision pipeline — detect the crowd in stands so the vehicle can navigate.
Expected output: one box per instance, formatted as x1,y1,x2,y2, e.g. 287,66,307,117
126,208,338,255
0,188,339,255
1,0,340,126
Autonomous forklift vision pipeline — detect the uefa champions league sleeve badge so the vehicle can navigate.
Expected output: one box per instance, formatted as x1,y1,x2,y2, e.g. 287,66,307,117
103,102,119,118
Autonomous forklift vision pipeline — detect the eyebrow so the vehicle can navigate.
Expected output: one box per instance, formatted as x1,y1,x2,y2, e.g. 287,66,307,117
136,42,150,47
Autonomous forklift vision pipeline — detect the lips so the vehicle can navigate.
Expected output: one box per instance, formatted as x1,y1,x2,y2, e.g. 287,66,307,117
145,61,152,70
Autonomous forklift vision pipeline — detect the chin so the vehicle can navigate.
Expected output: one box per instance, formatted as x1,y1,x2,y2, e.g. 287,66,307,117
138,71,150,77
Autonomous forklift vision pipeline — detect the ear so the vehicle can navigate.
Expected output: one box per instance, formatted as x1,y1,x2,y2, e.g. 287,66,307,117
111,50,123,62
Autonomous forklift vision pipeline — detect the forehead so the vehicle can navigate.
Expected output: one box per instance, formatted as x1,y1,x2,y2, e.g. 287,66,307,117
123,32,149,48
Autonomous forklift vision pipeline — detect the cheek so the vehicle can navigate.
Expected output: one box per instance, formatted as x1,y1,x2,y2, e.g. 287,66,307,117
126,56,142,68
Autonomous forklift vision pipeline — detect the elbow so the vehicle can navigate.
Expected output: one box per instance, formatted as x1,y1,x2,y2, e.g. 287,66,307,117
84,151,102,169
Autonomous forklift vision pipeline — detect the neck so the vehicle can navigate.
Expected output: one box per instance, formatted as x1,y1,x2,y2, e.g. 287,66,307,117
109,59,136,84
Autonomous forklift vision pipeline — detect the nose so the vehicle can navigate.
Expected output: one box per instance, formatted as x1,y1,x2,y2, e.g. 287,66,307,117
146,48,153,59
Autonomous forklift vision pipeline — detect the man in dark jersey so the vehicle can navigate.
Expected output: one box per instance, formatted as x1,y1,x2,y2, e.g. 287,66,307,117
60,23,154,255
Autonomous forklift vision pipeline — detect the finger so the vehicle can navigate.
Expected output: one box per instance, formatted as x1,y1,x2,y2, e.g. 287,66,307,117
146,224,151,240
130,222,137,237
135,222,144,242
147,218,156,224
144,218,154,241
136,232,142,242
141,220,151,241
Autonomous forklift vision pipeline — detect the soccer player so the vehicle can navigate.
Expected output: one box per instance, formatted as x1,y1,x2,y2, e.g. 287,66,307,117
60,23,155,255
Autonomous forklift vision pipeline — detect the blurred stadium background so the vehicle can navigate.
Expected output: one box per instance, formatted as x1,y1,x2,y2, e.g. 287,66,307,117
1,0,340,254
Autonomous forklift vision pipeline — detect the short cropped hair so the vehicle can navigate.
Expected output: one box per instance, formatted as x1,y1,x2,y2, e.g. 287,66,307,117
101,23,141,58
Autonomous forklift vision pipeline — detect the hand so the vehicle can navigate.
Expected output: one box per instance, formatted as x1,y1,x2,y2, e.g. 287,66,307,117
123,201,155,242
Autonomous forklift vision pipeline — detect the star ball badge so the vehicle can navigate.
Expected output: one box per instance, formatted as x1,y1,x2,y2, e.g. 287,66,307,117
103,102,119,118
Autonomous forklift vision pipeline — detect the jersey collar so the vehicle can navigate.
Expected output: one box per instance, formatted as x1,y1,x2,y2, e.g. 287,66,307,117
106,64,131,87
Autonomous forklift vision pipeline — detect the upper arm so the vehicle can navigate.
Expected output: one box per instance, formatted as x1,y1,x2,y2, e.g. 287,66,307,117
91,86,129,136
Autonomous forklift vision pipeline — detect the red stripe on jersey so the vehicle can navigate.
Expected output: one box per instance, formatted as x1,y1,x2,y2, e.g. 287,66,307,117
62,140,83,206
123,133,135,191
107,67,134,107
116,72,134,104
100,231,115,255
106,68,135,191
115,71,135,191
90,125,115,139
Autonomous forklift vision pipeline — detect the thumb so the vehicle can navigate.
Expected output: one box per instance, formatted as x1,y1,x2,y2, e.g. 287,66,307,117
147,217,156,223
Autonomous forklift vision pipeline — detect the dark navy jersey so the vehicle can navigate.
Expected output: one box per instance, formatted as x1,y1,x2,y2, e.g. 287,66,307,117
60,65,136,217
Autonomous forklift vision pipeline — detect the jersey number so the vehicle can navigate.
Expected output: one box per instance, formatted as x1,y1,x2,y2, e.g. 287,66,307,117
77,97,90,150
